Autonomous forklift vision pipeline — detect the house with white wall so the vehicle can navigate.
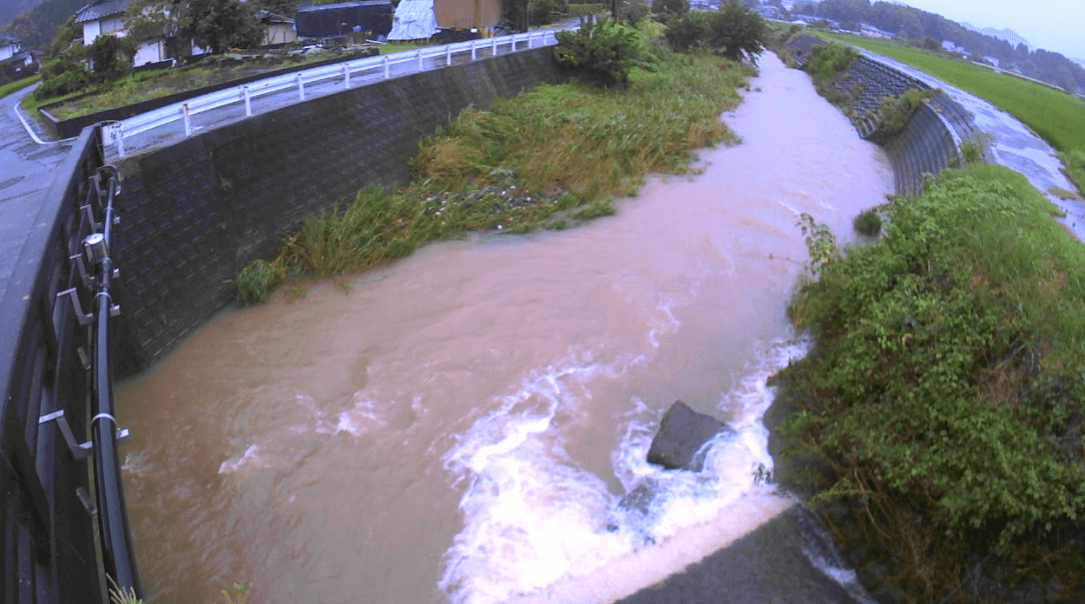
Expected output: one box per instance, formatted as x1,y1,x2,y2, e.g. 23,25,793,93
75,0,168,66
0,36,21,61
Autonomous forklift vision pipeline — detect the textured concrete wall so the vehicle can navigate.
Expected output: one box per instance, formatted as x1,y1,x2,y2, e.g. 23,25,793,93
786,36,982,196
111,46,570,374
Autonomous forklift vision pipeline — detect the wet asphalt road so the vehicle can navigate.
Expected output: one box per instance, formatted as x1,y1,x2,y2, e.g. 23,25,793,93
0,84,73,306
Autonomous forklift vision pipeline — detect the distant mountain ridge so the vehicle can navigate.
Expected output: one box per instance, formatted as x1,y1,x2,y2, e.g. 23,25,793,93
1,0,90,48
960,22,1030,50
0,0,52,32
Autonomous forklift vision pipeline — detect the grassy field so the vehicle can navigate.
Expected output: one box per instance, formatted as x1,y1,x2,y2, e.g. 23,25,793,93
813,31,1085,156
0,74,40,99
236,48,756,302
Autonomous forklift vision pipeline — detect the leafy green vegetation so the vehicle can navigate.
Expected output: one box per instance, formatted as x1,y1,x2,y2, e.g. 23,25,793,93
851,208,881,236
236,44,754,302
662,0,766,62
865,87,936,143
803,40,858,97
1060,150,1085,198
773,165,1085,600
0,74,40,99
813,31,1085,159
554,20,646,87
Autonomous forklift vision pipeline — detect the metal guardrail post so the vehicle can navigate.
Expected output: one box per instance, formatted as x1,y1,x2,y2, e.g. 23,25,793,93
446,45,452,66
383,55,390,79
417,49,424,71
182,103,191,136
492,36,498,56
343,65,351,89
243,85,252,116
471,40,477,61
296,73,305,100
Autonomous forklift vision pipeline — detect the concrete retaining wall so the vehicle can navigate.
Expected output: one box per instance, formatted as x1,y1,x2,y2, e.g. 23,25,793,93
110,46,570,375
786,36,986,196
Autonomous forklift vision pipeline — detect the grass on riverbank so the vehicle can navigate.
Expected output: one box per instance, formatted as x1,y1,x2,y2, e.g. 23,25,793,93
0,74,41,100
772,165,1085,600
236,50,755,303
812,31,1085,159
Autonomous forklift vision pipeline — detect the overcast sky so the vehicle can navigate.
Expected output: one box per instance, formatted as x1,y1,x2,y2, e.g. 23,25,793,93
897,0,1085,59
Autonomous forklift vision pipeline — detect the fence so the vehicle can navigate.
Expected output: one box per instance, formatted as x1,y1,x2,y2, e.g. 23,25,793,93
103,29,562,157
1,126,141,604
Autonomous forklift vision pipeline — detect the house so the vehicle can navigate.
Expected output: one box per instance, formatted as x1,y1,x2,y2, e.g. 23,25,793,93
0,35,39,81
387,0,498,41
295,1,393,39
0,36,21,62
74,0,168,66
256,10,298,45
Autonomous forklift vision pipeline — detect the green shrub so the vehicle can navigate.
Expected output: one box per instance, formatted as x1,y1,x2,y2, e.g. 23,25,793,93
1060,149,1085,197
554,20,645,86
651,0,687,20
87,35,136,83
530,0,568,26
706,0,765,62
663,11,711,52
664,2,765,61
777,165,1085,599
852,208,881,236
866,87,935,143
236,259,281,304
804,41,858,90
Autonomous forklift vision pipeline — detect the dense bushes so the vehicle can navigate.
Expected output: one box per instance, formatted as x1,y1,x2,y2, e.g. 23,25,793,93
663,0,765,62
803,41,858,90
554,20,645,86
774,165,1085,600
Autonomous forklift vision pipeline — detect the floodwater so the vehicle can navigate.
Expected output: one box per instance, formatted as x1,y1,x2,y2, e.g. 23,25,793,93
115,52,893,604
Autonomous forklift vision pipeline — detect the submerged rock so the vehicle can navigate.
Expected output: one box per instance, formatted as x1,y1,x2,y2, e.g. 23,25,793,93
646,401,731,471
618,478,659,516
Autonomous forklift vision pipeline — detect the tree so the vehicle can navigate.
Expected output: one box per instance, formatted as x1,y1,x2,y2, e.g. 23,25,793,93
35,16,90,99
554,20,644,87
708,0,764,62
180,0,262,54
126,0,189,59
652,0,688,21
86,34,136,82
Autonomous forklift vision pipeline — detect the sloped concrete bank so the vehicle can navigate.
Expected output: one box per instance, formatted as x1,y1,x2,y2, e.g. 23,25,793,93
787,35,987,196
109,46,571,375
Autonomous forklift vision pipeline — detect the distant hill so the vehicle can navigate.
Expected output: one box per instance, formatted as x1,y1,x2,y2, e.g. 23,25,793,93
0,0,51,32
1,0,89,48
793,0,1085,94
960,22,1030,50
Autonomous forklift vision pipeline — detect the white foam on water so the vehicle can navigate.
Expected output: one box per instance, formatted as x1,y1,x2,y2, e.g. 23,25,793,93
439,340,810,604
218,444,262,474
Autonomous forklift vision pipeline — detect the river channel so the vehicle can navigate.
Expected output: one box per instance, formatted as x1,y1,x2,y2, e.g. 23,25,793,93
115,53,893,604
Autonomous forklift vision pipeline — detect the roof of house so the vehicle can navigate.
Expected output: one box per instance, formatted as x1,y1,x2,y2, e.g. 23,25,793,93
255,9,295,24
74,0,130,24
0,35,22,46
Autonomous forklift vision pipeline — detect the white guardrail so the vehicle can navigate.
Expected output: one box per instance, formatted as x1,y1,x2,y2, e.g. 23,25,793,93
102,29,562,157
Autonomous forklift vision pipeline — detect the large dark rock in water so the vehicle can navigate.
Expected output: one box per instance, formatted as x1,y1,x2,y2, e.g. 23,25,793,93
647,401,730,471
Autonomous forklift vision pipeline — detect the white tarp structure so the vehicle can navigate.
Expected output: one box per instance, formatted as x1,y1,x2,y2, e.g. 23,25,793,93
387,0,438,40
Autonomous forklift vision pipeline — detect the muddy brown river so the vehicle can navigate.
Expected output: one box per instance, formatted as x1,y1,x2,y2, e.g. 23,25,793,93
115,53,893,604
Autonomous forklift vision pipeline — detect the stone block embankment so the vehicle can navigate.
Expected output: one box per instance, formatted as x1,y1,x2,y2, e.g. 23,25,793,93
786,36,987,196
110,46,570,375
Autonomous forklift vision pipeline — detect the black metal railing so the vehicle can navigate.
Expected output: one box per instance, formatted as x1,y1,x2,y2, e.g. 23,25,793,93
0,125,141,604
